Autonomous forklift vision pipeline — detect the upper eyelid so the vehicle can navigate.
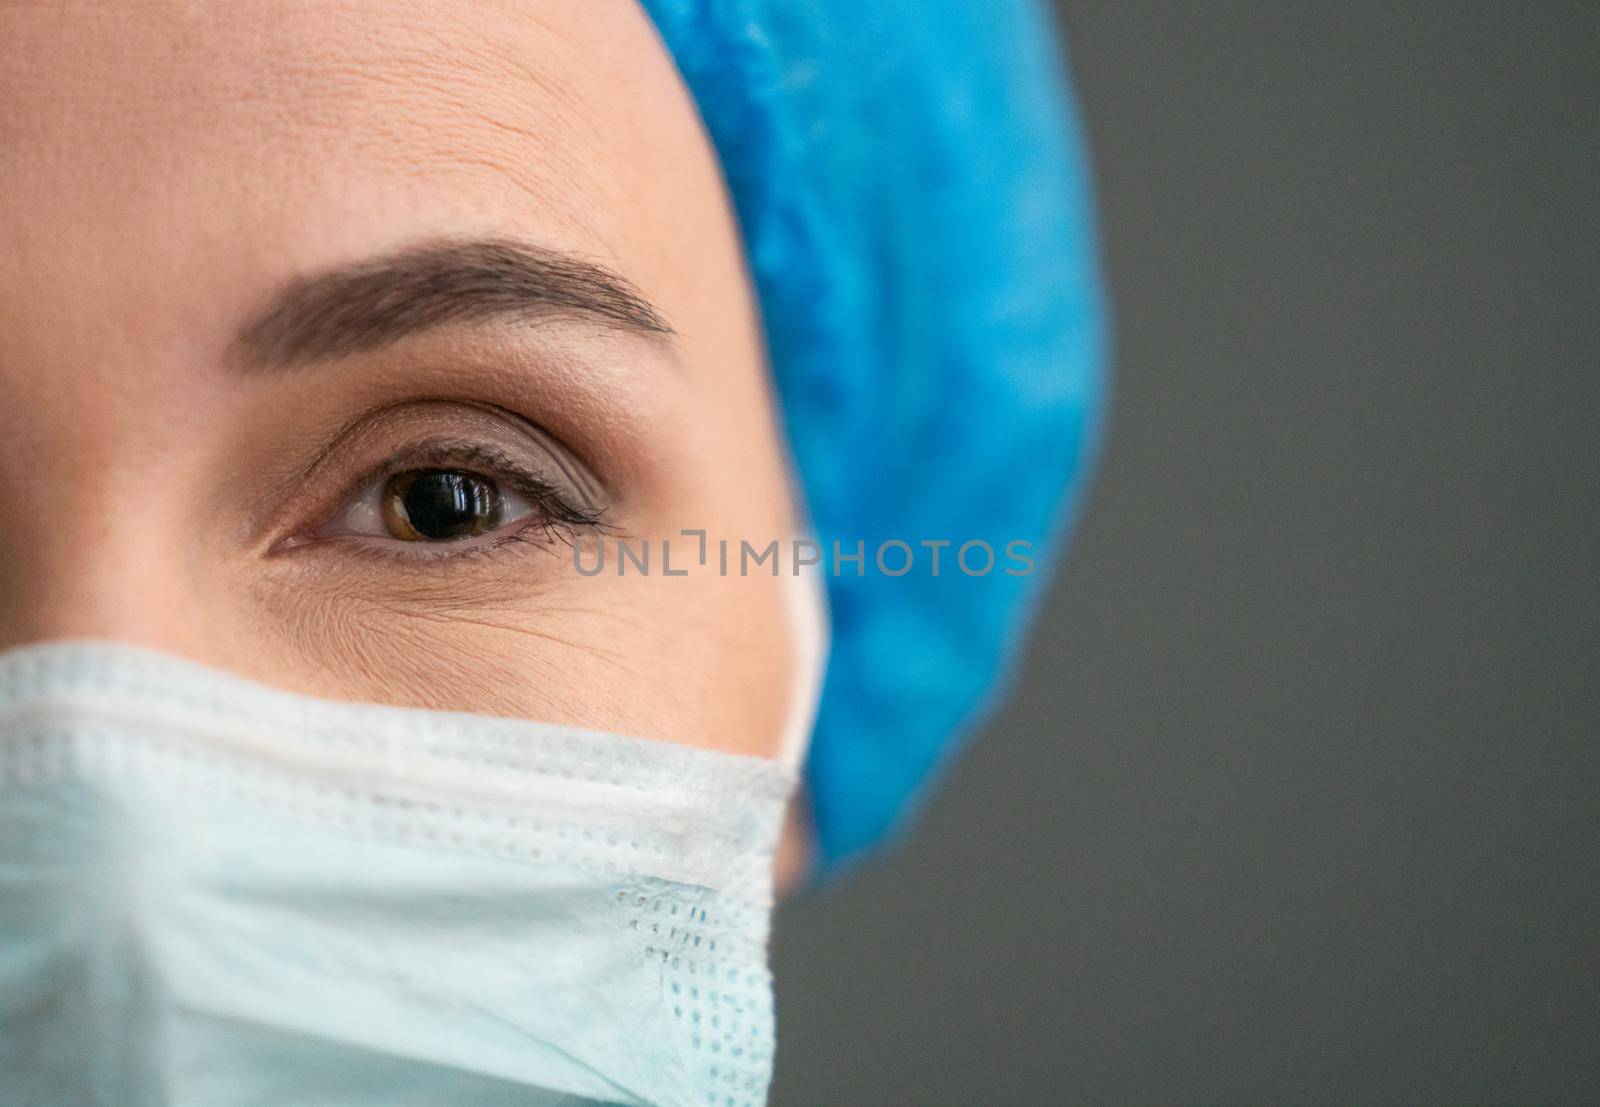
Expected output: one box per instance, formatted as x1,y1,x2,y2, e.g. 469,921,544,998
358,439,544,483
330,438,586,518
289,398,596,494
317,418,602,509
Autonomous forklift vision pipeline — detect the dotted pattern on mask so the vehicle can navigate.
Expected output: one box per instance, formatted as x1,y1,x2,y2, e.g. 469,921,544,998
625,878,777,1107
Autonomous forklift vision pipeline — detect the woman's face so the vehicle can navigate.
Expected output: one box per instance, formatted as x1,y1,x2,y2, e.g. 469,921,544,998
0,3,809,775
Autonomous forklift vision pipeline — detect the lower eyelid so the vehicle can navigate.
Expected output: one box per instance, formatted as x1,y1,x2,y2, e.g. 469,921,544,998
287,518,559,563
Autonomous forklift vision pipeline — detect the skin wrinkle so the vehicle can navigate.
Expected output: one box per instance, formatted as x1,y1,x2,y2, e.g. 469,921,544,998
394,605,632,671
313,67,605,210
282,590,605,725
3,8,633,265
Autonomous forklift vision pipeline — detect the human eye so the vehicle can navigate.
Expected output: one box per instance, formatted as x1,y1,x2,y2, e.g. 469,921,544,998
270,401,609,564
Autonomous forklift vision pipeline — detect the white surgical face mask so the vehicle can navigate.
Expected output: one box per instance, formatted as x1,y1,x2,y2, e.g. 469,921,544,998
0,639,799,1107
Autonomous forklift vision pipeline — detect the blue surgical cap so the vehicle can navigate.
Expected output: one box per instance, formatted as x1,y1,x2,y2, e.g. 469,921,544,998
640,0,1108,871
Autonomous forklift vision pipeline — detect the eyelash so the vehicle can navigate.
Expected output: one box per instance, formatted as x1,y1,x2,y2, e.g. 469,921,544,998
307,439,611,563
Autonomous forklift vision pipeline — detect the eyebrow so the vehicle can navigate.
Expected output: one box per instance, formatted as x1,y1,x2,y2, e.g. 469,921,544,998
231,237,674,371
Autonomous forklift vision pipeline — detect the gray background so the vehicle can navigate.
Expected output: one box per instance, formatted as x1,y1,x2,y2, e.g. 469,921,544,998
770,3,1599,1104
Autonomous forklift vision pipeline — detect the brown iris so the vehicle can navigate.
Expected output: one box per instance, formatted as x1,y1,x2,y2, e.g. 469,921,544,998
381,469,504,542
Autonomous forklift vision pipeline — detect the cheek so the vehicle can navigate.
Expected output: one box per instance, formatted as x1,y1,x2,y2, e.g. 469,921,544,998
226,552,799,758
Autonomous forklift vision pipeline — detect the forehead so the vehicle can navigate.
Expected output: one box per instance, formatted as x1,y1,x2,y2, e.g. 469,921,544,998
0,0,710,311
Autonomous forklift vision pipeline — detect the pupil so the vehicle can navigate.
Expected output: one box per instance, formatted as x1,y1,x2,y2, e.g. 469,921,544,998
393,469,502,541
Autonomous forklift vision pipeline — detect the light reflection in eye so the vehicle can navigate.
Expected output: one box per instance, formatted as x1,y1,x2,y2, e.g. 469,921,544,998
326,467,537,544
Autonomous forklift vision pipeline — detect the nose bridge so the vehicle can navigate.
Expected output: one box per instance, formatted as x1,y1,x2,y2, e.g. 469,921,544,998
0,419,208,656
0,145,240,661
0,232,242,660
2,554,205,658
